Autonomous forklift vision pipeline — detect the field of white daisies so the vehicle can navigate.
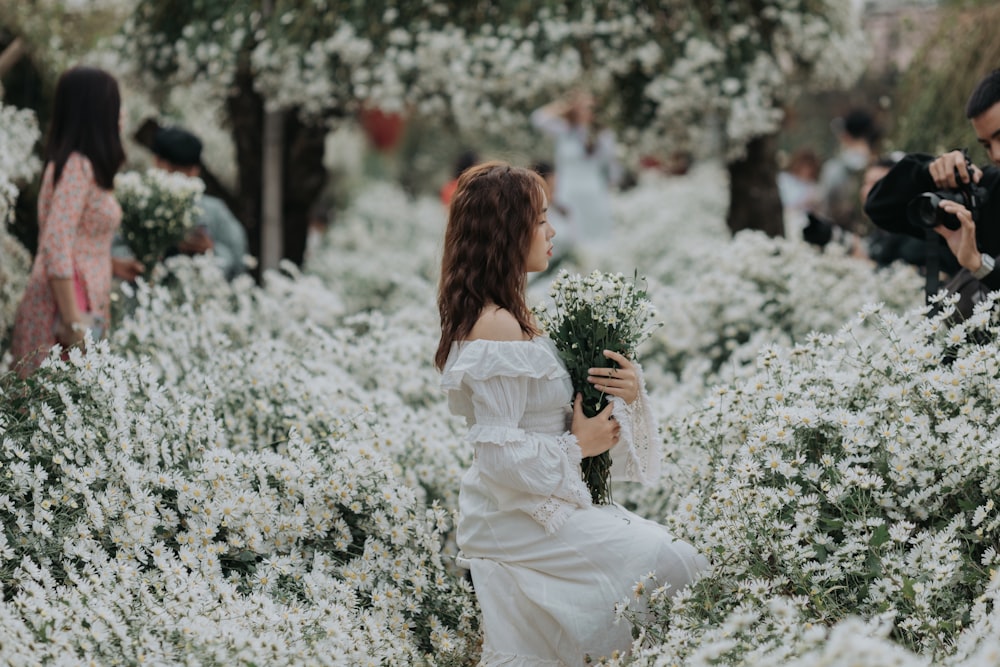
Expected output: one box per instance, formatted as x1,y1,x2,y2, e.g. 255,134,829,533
5,125,1000,663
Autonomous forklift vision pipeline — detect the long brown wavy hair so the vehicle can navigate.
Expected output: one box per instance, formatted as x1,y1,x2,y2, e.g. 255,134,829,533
435,161,547,370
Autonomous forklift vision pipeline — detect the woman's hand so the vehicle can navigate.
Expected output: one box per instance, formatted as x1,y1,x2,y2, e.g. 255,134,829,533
935,200,982,272
571,394,620,458
177,227,214,255
587,350,639,404
53,316,88,348
112,256,145,281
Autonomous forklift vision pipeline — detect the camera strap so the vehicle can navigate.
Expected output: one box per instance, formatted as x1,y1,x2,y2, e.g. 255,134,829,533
925,229,941,304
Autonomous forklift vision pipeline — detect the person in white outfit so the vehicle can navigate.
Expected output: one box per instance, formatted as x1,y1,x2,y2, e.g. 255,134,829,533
435,161,708,666
531,92,621,263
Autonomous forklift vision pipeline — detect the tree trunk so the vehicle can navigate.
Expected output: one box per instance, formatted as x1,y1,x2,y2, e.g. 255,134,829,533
226,57,264,280
261,109,285,272
726,132,785,238
282,114,328,266
225,59,326,272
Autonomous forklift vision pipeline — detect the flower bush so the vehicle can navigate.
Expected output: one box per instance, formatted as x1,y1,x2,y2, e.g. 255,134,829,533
109,256,467,514
4,165,995,665
0,228,32,356
304,181,442,315
0,330,478,665
0,102,41,224
0,102,41,355
598,163,924,391
637,231,923,388
622,297,1000,665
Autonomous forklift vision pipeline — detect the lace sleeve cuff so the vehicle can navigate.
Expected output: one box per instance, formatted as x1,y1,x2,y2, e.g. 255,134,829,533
609,363,661,483
529,433,591,534
556,432,582,466
530,497,578,535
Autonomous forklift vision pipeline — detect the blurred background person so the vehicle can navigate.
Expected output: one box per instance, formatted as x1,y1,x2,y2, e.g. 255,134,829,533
801,109,881,257
440,149,480,206
304,201,332,263
11,66,127,376
114,125,248,281
531,160,574,272
531,90,621,263
817,108,880,241
778,146,821,241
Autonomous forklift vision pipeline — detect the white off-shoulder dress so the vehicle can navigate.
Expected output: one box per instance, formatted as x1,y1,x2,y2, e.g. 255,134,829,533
441,337,708,666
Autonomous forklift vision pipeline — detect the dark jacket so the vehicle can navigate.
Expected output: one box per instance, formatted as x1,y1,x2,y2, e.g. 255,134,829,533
864,152,1000,291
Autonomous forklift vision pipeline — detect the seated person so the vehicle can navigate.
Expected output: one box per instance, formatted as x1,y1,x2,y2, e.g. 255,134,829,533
113,126,248,280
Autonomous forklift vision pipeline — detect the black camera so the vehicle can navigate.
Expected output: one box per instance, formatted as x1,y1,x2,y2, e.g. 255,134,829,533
907,155,990,230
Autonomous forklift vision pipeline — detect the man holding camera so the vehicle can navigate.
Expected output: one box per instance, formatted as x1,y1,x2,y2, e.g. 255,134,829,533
865,69,1000,304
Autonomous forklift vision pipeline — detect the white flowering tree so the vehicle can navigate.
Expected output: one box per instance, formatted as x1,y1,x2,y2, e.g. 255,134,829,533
0,0,132,76
114,0,866,264
616,2,869,236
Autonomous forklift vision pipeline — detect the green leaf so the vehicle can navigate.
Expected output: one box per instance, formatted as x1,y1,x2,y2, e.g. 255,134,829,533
869,524,890,548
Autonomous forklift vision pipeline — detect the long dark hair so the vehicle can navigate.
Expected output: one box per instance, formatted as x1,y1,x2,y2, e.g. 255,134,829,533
44,66,125,190
435,161,547,370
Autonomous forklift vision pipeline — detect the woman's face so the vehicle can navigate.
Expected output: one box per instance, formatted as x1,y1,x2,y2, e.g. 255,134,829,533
525,193,555,273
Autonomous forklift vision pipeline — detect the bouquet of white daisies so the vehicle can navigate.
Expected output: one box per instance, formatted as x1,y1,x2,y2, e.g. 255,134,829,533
115,168,204,274
534,269,661,504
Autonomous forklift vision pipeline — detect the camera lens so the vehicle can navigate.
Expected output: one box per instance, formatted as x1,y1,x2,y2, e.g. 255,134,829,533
907,192,961,231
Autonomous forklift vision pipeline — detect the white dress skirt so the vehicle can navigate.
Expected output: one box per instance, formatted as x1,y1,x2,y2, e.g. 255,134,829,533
442,338,708,666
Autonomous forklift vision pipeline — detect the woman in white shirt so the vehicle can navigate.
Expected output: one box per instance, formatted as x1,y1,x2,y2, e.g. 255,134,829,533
531,91,621,263
435,161,707,665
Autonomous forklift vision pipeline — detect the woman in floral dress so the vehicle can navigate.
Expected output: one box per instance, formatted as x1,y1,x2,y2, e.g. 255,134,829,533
435,161,707,665
11,66,126,376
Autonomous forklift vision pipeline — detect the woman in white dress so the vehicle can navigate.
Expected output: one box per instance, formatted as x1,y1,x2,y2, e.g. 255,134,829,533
435,161,708,665
531,92,621,262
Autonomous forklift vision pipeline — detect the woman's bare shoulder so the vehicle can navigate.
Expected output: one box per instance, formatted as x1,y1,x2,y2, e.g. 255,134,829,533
467,306,530,342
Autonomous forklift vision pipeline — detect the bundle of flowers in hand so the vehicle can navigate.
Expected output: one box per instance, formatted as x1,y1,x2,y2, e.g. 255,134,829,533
534,269,661,504
114,168,203,273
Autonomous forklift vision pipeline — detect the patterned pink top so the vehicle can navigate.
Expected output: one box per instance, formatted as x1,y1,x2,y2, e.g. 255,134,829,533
11,152,121,374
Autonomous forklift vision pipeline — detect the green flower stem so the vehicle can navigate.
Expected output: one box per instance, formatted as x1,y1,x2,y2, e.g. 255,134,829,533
574,359,617,505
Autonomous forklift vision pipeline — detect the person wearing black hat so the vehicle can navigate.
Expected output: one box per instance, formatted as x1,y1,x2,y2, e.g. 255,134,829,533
113,125,248,280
